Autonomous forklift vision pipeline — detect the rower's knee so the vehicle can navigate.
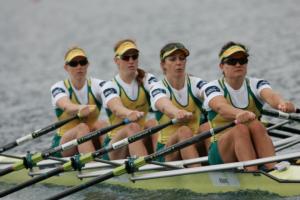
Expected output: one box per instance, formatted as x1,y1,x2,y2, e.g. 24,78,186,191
233,124,251,140
177,126,193,140
93,120,109,130
76,123,90,137
126,123,142,136
145,118,157,129
248,120,268,136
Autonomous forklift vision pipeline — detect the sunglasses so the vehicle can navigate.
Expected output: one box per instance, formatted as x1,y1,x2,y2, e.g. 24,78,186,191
223,57,248,65
120,54,139,61
67,59,89,67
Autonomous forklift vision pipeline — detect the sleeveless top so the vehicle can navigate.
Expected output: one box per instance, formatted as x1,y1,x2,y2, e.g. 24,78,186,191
55,79,102,136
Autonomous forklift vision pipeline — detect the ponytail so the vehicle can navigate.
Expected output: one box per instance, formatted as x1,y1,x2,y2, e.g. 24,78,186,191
136,68,145,86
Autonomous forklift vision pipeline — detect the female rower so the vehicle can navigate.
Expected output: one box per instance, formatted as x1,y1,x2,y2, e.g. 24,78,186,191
50,47,108,157
101,39,158,160
203,41,296,171
150,42,209,165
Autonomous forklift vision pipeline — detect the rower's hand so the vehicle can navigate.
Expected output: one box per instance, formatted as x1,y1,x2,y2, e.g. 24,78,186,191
235,111,256,123
175,110,193,123
77,105,96,118
278,101,295,113
127,111,144,122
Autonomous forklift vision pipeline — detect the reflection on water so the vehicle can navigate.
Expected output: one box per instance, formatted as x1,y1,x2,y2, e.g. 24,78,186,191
1,0,300,199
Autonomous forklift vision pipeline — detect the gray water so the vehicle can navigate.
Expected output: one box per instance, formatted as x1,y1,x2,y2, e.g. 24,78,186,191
1,0,300,199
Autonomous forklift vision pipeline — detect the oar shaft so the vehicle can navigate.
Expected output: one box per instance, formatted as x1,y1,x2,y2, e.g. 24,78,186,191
267,122,300,135
0,166,14,176
0,167,64,198
42,119,130,158
0,115,78,153
45,172,115,200
0,119,129,178
93,119,176,158
262,109,300,122
146,122,235,161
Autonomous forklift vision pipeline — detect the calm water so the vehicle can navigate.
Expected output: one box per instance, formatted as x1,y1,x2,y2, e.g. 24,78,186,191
1,0,300,199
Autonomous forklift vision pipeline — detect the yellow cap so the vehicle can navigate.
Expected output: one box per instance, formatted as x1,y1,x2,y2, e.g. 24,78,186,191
219,45,247,60
115,41,139,57
65,47,87,63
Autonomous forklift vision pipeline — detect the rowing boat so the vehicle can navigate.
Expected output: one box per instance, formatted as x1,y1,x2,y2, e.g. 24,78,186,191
1,152,300,197
0,110,300,199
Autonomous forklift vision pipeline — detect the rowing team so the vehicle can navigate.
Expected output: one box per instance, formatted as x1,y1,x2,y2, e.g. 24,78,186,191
50,39,296,171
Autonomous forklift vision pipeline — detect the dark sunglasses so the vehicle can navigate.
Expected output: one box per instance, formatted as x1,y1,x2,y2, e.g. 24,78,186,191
223,57,248,65
120,54,139,61
67,59,88,67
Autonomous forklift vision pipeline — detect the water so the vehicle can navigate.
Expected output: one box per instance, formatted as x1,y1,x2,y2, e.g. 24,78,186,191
1,0,300,199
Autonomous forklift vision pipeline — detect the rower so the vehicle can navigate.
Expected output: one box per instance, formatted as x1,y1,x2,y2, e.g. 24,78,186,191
50,47,108,157
150,42,210,166
100,39,158,160
203,41,296,171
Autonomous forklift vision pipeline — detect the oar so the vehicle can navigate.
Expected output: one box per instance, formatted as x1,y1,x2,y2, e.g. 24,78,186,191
131,151,300,181
0,119,130,177
266,122,300,135
275,137,300,152
46,121,236,200
0,115,79,154
262,109,300,122
0,119,177,197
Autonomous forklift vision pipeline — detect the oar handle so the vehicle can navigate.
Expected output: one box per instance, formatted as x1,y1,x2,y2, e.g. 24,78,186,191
262,109,300,122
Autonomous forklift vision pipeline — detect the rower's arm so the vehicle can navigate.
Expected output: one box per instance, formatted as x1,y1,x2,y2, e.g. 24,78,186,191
209,96,254,121
260,88,295,113
209,96,240,120
107,97,144,121
56,97,95,117
155,97,192,121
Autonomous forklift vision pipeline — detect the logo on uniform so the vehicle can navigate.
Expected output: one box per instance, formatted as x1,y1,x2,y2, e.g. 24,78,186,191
52,87,66,98
197,80,207,90
148,77,158,85
151,88,166,98
257,80,270,89
205,86,221,97
99,81,106,87
103,88,117,97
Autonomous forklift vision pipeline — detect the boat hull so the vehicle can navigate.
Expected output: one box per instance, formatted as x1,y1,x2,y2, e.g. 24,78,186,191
1,166,300,197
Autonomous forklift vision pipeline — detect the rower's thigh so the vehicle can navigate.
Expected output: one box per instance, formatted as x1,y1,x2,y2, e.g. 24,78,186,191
164,126,193,161
60,124,88,156
218,125,250,163
92,120,109,149
108,125,138,160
